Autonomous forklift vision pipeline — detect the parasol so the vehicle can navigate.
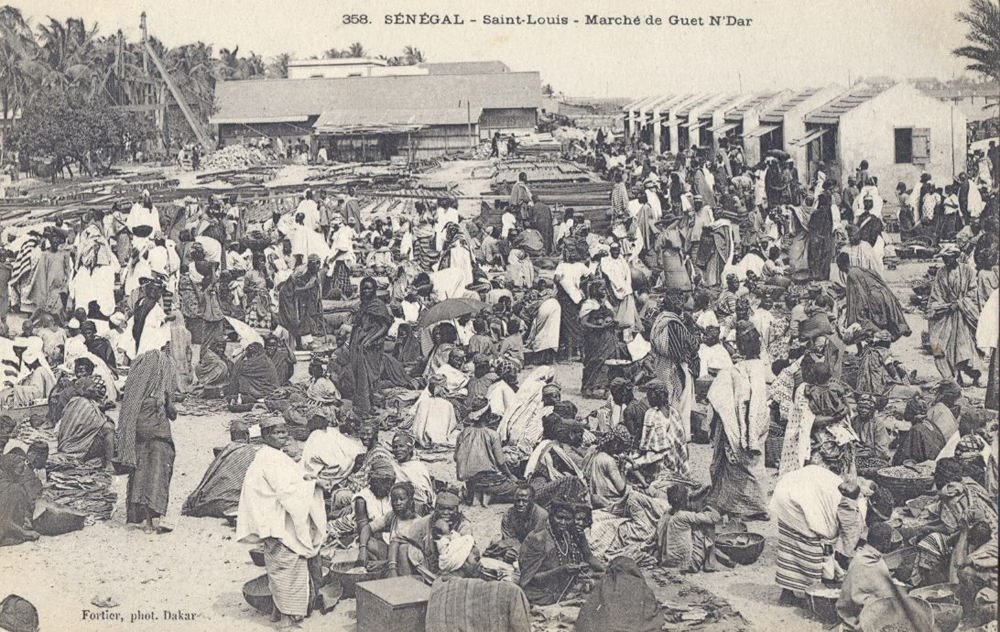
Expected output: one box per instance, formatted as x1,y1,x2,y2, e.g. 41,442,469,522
416,298,489,329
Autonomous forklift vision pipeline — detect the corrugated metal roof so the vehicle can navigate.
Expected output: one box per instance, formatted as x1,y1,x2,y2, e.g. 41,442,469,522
804,85,890,125
418,61,509,75
760,87,821,123
725,91,780,121
313,107,480,134
212,72,541,124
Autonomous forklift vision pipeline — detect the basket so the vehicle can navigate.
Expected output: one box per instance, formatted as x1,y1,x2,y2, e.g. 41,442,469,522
228,402,255,413
858,596,934,632
926,603,961,632
856,455,890,481
714,532,765,565
327,560,385,598
3,403,48,424
33,506,87,536
242,574,274,614
876,464,935,505
249,546,265,567
909,583,959,605
806,586,842,623
764,435,784,469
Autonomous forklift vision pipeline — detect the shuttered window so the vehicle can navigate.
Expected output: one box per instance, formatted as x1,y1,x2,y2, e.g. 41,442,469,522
912,128,931,164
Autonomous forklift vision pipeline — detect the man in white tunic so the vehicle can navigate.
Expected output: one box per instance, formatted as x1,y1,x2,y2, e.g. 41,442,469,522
237,418,327,626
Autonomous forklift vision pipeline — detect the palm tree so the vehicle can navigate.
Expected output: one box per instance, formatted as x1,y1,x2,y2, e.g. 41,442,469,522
323,47,344,59
36,16,101,95
0,6,43,119
268,52,291,78
403,45,425,65
953,0,1000,81
347,42,366,58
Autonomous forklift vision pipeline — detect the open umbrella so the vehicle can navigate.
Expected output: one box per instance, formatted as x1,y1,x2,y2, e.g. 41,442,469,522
416,298,489,329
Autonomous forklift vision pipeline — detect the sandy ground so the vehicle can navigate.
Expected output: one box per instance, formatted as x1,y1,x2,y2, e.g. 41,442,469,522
1,159,979,632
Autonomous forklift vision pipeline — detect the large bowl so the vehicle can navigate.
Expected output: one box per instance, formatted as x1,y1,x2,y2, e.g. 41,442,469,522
806,586,842,623
242,574,273,615
714,532,765,566
859,596,935,632
327,560,385,598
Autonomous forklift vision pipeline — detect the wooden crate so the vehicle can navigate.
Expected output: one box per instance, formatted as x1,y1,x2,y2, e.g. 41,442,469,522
356,576,431,632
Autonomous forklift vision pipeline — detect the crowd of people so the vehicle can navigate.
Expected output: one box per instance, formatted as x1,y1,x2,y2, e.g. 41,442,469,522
0,130,997,630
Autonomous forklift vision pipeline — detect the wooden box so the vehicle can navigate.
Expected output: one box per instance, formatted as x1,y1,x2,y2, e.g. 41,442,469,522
356,576,431,632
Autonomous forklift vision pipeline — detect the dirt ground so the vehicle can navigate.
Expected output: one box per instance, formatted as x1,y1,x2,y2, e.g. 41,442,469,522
0,160,979,632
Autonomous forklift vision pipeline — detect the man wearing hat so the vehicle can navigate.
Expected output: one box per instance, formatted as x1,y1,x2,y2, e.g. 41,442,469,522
928,245,984,383
237,417,326,626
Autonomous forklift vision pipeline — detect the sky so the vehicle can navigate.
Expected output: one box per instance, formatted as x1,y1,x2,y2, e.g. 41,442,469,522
8,0,982,98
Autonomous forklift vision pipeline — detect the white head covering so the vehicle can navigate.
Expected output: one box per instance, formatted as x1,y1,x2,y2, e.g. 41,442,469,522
436,534,476,573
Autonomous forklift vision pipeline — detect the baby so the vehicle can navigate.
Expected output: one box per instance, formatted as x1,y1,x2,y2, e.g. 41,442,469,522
834,481,863,570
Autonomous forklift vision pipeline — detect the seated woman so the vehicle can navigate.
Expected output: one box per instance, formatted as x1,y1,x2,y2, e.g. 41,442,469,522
264,334,295,386
455,400,517,506
656,484,724,573
225,341,279,404
357,482,419,569
387,491,472,581
524,421,586,508
300,412,364,493
391,432,436,511
905,458,997,587
892,380,960,465
582,425,668,557
426,549,531,632
55,377,115,471
487,484,549,563
194,338,230,391
182,421,260,518
952,521,998,624
0,348,56,409
46,357,97,429
410,375,458,447
0,450,40,547
835,522,897,629
576,556,664,632
518,486,604,605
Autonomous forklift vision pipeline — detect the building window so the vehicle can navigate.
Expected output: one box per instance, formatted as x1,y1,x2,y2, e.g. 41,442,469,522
895,127,931,165
895,128,913,163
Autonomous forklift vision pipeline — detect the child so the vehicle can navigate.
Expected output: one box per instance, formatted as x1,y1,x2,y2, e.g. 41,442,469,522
467,317,496,356
656,485,727,573
834,480,863,571
499,319,525,370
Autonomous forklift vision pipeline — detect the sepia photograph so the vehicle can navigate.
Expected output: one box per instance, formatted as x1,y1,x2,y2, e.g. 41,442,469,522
0,1,997,630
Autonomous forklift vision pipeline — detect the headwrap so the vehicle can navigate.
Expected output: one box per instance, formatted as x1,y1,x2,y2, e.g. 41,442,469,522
229,420,249,435
369,458,396,481
392,431,415,448
735,296,752,313
609,377,631,391
436,491,462,508
541,384,561,399
934,458,964,485
260,417,285,431
934,379,961,403
496,358,516,377
307,254,321,264
954,434,988,460
599,425,632,452
904,396,929,420
549,476,590,510
467,397,490,422
437,533,476,573
726,273,739,284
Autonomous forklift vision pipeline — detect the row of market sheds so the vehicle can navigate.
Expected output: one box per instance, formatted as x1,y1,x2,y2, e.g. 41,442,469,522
623,83,966,190
211,62,542,162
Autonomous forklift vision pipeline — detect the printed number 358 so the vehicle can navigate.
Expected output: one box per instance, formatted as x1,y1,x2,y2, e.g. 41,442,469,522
343,14,369,24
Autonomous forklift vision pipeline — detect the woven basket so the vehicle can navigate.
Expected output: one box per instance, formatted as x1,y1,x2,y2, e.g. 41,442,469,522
806,587,842,623
859,597,934,632
764,435,784,469
877,466,935,505
856,456,890,480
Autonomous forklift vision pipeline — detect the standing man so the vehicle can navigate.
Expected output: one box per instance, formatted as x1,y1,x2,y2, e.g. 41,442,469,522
530,194,554,255
341,185,364,232
610,170,629,220
237,417,327,628
349,277,392,417
928,245,984,384
692,159,717,209
509,172,533,223
490,131,501,158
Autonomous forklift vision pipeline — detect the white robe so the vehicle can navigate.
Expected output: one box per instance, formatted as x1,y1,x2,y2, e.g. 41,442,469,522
237,445,328,557
300,428,365,489
410,394,458,447
528,297,561,352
